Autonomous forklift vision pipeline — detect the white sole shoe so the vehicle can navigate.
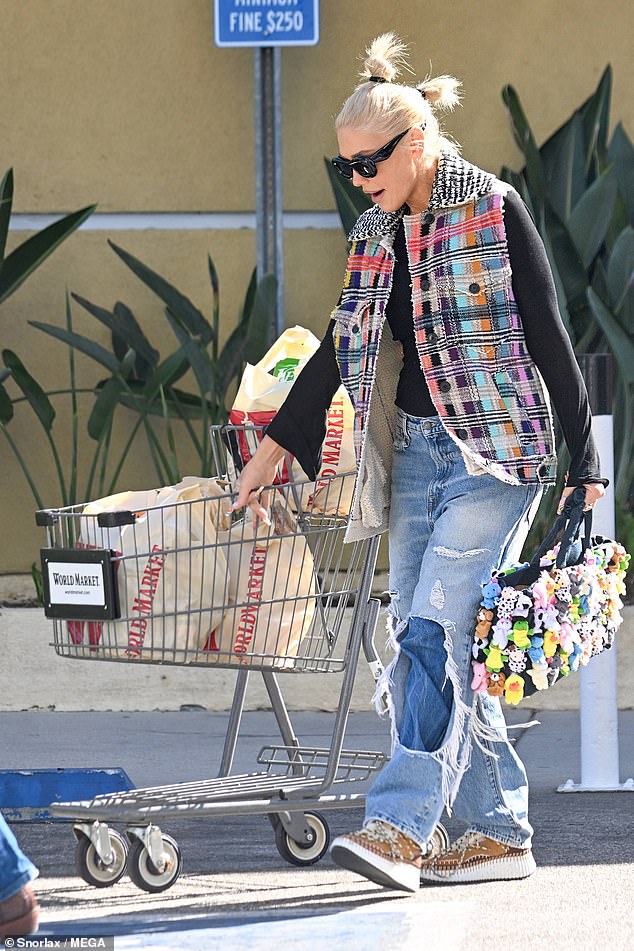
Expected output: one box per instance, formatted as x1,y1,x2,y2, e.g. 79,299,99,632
331,836,420,892
420,848,536,884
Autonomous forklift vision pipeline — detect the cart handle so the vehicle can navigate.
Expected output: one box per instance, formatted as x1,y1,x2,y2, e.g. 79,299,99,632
97,511,137,528
35,510,58,527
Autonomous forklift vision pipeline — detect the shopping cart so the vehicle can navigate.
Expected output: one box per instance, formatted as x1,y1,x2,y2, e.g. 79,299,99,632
36,424,448,892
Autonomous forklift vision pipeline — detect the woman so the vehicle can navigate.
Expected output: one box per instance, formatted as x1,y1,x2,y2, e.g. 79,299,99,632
232,33,606,892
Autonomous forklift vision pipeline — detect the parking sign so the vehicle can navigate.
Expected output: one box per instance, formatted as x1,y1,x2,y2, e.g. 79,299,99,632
214,0,319,47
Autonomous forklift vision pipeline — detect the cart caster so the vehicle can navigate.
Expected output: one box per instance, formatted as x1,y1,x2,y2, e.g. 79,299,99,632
127,832,182,893
427,822,450,857
273,811,330,866
74,826,128,887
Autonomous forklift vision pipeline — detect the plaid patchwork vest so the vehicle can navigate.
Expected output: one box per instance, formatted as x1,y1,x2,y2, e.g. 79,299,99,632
333,151,557,542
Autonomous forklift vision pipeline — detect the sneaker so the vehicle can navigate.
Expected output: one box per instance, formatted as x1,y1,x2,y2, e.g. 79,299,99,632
0,884,40,938
419,830,536,884
331,819,425,892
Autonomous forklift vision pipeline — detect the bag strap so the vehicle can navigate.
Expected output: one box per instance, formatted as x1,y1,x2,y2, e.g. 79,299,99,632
528,485,593,570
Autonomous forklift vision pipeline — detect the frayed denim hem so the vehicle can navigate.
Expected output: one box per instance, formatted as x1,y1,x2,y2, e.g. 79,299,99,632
467,824,532,850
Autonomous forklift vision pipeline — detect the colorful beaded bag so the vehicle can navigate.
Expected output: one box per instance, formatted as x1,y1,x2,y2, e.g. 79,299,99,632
471,486,630,706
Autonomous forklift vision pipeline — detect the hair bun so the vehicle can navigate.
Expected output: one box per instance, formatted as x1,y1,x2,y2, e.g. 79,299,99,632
416,75,462,111
360,32,412,84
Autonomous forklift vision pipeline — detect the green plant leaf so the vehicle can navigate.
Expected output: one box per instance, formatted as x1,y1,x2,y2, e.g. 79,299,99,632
501,85,547,199
88,378,123,440
118,383,205,419
71,292,160,369
2,349,55,429
0,381,13,423
208,254,220,361
111,303,155,381
159,385,180,482
568,166,618,268
29,321,121,373
0,205,96,305
164,307,216,396
607,226,634,319
87,349,136,441
608,123,634,224
238,268,257,325
150,350,190,390
0,168,14,262
587,287,634,385
580,64,612,172
108,241,214,345
216,322,249,397
591,257,610,309
323,158,372,235
542,113,586,221
244,273,276,364
122,351,191,412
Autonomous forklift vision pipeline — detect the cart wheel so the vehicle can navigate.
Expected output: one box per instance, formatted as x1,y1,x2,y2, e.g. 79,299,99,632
75,828,128,887
274,812,330,866
127,834,182,893
427,822,450,857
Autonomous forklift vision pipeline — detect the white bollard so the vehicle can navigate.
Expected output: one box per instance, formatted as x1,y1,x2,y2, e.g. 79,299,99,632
558,357,633,793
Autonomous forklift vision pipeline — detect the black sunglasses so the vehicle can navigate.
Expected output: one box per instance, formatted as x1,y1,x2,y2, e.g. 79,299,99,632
331,128,411,180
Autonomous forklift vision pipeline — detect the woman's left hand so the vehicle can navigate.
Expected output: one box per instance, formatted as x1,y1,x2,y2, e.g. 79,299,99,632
557,483,606,514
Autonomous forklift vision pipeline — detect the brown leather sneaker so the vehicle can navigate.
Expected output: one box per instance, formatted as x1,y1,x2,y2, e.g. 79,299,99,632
331,819,425,892
419,830,536,884
0,883,40,938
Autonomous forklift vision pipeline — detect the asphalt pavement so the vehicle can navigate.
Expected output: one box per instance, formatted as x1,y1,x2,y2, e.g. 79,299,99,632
2,706,633,951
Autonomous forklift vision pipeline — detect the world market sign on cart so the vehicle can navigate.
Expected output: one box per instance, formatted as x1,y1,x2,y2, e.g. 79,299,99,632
214,0,319,47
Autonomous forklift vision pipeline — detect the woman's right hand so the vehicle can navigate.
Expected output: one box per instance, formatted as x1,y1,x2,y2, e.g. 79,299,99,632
230,435,285,526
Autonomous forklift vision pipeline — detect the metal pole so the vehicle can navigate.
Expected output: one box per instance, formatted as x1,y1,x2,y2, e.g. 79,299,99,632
254,46,284,336
558,353,633,793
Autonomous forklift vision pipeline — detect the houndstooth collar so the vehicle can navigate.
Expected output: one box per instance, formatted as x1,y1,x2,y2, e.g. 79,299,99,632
347,149,497,242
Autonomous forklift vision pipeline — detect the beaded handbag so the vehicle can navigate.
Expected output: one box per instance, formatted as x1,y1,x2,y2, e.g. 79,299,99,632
471,486,630,705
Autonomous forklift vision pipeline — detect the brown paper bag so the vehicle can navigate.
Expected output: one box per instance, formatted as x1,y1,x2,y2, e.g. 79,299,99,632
70,479,232,662
208,499,317,668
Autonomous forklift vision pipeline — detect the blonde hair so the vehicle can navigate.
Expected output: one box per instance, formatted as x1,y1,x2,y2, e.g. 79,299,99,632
335,33,462,153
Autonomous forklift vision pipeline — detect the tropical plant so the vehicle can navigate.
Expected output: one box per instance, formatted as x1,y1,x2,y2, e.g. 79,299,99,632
2,293,103,510
501,65,634,549
0,168,96,307
1,168,276,505
0,168,96,508
28,242,276,488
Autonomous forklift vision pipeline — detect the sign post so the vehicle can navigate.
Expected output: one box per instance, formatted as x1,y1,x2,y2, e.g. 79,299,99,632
214,1,320,336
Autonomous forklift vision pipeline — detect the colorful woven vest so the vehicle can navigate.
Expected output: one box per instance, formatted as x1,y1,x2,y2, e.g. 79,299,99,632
332,164,557,489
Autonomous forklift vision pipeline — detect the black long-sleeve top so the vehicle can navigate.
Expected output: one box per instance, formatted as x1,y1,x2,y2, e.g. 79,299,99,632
266,190,604,487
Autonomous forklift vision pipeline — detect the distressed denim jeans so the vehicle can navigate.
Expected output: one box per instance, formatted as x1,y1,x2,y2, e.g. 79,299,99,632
365,411,542,849
0,812,38,902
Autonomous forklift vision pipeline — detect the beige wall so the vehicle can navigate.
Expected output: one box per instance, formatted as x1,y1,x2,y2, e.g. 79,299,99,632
2,0,632,571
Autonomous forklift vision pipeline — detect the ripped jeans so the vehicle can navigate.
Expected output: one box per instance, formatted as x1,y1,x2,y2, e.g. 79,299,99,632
365,411,542,849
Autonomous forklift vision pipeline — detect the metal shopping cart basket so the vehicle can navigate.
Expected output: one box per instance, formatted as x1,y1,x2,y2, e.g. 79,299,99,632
35,424,447,892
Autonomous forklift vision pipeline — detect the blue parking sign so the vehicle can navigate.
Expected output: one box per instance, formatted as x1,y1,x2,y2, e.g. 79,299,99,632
214,0,319,47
